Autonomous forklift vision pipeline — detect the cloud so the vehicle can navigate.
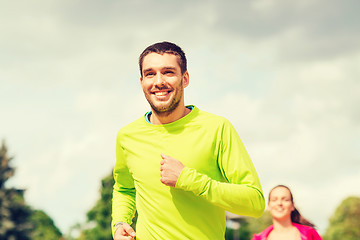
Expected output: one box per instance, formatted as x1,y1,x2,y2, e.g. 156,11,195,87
207,0,360,62
193,26,360,234
1,0,359,235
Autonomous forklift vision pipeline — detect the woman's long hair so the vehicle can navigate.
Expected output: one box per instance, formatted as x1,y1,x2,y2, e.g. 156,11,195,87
269,185,316,228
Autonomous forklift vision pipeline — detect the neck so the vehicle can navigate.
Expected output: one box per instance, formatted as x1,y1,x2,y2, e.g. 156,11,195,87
150,105,190,125
272,218,294,231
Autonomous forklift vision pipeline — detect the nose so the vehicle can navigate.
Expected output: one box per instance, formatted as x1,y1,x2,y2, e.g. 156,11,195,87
154,73,165,86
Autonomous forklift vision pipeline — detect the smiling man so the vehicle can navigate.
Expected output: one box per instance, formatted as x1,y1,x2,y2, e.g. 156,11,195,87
112,41,265,240
140,51,189,124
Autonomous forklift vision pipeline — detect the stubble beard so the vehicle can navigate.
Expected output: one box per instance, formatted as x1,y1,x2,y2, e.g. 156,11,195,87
145,80,184,117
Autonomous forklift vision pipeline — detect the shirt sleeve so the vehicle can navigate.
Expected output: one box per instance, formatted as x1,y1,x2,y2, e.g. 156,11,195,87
175,119,265,217
111,135,136,236
310,228,323,240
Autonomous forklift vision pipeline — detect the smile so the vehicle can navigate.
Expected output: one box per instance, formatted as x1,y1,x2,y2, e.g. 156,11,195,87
153,91,171,96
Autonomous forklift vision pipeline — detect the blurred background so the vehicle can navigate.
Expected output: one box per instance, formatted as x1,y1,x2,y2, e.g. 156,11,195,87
1,0,359,239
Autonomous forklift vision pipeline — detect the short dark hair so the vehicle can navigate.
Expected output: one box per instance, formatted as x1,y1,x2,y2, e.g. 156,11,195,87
139,41,187,76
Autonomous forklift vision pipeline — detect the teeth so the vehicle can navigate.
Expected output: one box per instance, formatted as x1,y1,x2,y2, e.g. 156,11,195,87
155,91,168,96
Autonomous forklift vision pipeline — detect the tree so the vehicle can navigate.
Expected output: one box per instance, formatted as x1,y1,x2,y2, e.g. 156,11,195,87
247,210,272,236
323,196,360,240
75,172,137,240
1,141,63,240
0,141,32,239
77,173,114,240
225,211,272,240
225,217,251,240
30,209,63,240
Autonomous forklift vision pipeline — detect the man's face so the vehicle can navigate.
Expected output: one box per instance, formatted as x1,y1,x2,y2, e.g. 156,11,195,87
140,53,189,114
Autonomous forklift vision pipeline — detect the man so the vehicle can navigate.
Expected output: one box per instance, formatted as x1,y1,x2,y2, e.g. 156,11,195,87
112,41,265,240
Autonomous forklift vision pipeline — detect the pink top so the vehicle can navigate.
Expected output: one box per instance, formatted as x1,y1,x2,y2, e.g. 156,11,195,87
252,223,322,240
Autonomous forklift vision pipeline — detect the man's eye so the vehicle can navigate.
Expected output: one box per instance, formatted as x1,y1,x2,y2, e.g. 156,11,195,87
145,72,155,77
164,71,174,75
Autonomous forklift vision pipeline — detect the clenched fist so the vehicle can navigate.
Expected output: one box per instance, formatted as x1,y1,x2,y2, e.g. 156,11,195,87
114,222,136,240
160,154,185,187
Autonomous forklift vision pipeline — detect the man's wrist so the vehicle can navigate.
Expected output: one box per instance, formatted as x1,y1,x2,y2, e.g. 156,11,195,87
114,221,126,229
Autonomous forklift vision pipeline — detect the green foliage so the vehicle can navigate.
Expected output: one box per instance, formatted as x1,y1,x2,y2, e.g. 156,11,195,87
1,140,63,240
0,141,32,239
0,141,15,188
30,209,63,240
225,218,251,240
77,172,138,240
78,173,114,240
225,211,272,240
247,210,272,235
323,196,360,240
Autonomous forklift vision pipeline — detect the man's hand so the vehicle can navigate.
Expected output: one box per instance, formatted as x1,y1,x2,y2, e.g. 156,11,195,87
114,222,136,240
160,154,185,187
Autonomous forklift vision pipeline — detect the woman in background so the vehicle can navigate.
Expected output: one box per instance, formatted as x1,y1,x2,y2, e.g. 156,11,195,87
252,185,322,240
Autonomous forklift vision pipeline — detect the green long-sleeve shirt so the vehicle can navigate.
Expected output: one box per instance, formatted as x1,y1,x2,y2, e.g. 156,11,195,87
112,106,265,239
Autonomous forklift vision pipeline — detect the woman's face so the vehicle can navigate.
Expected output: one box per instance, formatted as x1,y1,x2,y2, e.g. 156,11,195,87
268,187,295,221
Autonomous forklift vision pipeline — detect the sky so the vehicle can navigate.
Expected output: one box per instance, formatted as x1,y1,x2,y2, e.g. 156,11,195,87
1,0,359,236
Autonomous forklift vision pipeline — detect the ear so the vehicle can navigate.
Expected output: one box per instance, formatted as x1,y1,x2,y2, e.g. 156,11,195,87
140,76,143,82
183,71,189,88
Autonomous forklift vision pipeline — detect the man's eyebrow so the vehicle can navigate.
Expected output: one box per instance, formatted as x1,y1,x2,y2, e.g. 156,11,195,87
163,67,176,70
143,68,154,74
143,66,176,73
